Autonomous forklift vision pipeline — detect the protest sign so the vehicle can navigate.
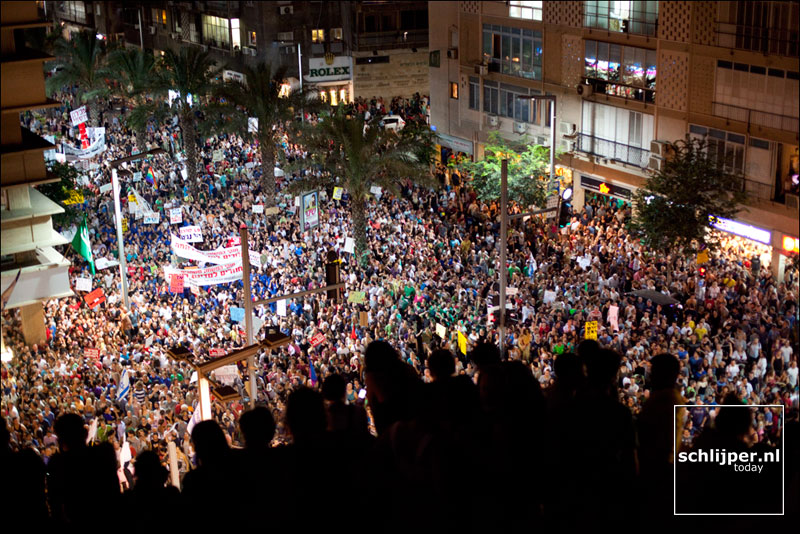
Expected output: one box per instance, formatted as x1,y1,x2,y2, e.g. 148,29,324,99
170,273,184,294
436,323,446,339
230,306,246,323
265,206,279,215
121,218,128,233
70,106,88,126
276,299,287,316
332,187,343,200
133,171,142,182
99,183,112,194
584,321,598,340
75,277,92,292
458,332,468,355
209,348,227,358
347,291,366,304
370,186,382,197
179,225,203,243
301,191,319,231
188,277,200,296
215,365,238,385
170,234,261,267
85,348,100,359
144,212,160,224
310,332,326,347
543,290,557,304
84,288,105,309
253,204,264,214
343,237,355,254
170,208,182,224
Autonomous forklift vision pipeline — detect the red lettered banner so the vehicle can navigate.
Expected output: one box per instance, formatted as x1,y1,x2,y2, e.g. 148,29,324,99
310,332,326,347
84,288,106,309
85,348,100,359
209,348,227,358
170,273,185,294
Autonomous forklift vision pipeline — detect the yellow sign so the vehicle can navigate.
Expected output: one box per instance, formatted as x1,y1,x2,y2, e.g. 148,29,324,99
599,183,610,195
584,321,598,340
333,187,344,201
62,190,85,205
121,218,128,233
128,194,137,204
458,331,468,355
697,249,709,264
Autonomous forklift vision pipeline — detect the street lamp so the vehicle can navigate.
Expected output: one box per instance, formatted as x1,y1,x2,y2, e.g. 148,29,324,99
109,148,165,309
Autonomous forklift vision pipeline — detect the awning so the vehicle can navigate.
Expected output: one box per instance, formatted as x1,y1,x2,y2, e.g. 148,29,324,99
436,133,473,155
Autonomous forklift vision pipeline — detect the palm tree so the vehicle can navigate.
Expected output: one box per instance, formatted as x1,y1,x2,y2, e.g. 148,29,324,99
217,63,309,207
46,30,111,126
154,47,220,195
106,47,159,150
288,106,436,268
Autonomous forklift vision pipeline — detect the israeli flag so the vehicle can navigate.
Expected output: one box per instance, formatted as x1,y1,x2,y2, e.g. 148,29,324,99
117,368,131,403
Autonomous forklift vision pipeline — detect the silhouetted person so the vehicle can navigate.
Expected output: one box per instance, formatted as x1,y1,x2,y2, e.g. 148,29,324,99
364,340,422,436
181,420,234,530
237,407,278,528
469,341,501,373
47,413,120,525
428,349,455,381
124,450,180,528
1,420,48,528
322,374,369,438
638,353,685,523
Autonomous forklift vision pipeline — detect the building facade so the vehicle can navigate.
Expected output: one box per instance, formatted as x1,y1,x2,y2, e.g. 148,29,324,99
429,0,799,279
2,0,73,346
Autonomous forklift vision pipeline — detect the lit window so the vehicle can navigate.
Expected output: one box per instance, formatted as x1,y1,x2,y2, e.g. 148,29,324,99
248,31,257,47
330,88,338,106
340,88,348,103
509,1,543,21
450,82,459,99
161,9,167,26
312,29,325,43
332,28,343,41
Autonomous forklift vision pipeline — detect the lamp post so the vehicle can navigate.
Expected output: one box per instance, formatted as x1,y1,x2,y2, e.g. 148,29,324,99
109,148,165,309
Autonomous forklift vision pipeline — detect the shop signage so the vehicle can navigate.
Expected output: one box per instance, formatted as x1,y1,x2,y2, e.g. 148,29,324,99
580,175,632,200
436,133,473,156
781,235,799,254
708,216,771,245
305,56,353,83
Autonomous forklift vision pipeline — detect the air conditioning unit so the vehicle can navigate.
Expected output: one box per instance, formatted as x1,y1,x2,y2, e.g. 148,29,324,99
201,44,209,52
559,121,577,137
245,47,258,56
786,193,799,211
576,82,594,97
559,139,577,153
513,121,527,134
170,32,180,40
487,115,499,128
648,155,665,172
447,48,458,59
536,135,549,146
279,5,293,15
149,25,156,35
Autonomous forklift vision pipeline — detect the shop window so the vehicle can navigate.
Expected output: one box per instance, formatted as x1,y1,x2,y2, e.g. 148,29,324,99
312,29,325,43
332,28,343,41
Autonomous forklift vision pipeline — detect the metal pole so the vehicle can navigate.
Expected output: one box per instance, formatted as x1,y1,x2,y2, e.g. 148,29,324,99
111,168,130,309
499,159,508,355
239,224,256,408
297,42,304,122
549,96,556,187
137,9,143,50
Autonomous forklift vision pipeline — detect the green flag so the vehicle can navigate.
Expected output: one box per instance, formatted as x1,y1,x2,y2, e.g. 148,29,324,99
71,217,95,275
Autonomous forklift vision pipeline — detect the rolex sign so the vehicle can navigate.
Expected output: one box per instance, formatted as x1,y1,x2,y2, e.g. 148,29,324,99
305,56,353,83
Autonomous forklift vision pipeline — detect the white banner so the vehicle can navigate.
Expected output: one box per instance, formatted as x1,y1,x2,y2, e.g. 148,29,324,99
170,208,182,224
63,127,105,160
253,204,264,214
170,234,261,267
144,212,160,225
164,262,244,286
343,237,355,254
179,225,203,243
75,277,92,292
215,365,238,385
70,106,88,126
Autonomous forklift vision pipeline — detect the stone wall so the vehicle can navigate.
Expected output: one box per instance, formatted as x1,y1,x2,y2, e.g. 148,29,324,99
353,49,430,100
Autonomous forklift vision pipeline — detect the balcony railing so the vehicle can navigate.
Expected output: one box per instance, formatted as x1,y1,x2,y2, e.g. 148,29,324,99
717,22,799,58
742,178,774,202
577,133,650,168
353,29,428,51
583,77,656,105
712,102,799,134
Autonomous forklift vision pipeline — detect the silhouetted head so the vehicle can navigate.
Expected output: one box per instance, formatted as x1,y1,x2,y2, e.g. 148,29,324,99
0,419,9,450
470,341,501,371
191,420,229,466
584,348,621,389
364,340,401,374
553,352,583,391
321,374,346,402
577,339,601,362
650,353,680,390
239,407,276,449
54,413,88,452
286,387,327,445
715,393,752,441
133,450,168,489
428,349,455,381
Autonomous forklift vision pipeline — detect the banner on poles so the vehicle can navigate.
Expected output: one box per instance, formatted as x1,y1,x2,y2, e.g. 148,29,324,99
170,234,261,267
163,262,244,286
178,225,203,243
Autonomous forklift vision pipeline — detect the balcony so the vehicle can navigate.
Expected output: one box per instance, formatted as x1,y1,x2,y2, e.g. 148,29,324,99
577,133,650,168
712,102,799,135
583,77,656,105
353,29,427,51
716,22,799,58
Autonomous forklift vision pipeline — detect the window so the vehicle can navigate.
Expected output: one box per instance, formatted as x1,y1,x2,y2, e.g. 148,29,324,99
332,28,343,41
689,125,746,175
580,101,654,166
248,31,257,47
468,77,480,110
509,1,543,21
482,25,543,80
584,40,656,103
718,1,800,57
202,15,231,48
57,1,87,24
312,29,325,43
231,18,241,49
484,80,499,115
161,9,167,27
584,1,658,36
277,31,294,42
499,83,531,122
429,50,441,68
450,82,459,99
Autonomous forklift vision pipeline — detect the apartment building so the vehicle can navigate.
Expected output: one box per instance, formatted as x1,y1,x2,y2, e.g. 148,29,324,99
49,1,429,103
2,0,73,345
429,1,799,280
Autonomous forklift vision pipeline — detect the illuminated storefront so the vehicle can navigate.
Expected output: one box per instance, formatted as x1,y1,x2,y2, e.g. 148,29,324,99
305,55,353,106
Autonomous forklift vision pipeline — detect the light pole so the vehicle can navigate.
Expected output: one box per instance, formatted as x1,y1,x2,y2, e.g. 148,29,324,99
109,148,165,309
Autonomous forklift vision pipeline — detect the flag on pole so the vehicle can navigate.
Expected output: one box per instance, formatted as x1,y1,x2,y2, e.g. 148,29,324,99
350,325,357,340
145,166,157,189
186,405,202,436
309,358,318,386
71,217,95,275
117,368,130,403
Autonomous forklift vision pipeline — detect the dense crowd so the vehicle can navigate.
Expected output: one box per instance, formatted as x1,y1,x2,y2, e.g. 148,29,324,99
2,88,798,528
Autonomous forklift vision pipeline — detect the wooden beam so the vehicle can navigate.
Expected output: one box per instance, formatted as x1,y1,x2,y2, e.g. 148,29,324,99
196,343,263,374
252,282,346,306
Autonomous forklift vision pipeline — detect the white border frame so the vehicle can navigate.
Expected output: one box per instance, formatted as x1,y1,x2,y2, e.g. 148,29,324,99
673,403,785,516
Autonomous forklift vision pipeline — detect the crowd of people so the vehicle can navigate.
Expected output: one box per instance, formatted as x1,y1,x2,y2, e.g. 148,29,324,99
2,86,798,528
